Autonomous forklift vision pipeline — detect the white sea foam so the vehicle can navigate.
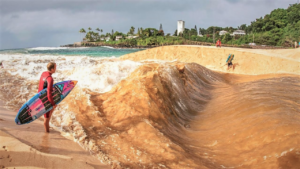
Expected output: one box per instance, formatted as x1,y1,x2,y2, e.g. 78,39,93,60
102,46,115,49
0,53,141,93
28,47,70,50
67,59,140,93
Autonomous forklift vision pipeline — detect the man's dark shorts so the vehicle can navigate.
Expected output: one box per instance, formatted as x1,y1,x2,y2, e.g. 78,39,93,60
228,62,233,66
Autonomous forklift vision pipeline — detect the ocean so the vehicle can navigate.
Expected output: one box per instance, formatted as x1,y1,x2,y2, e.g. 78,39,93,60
0,46,144,57
0,46,300,168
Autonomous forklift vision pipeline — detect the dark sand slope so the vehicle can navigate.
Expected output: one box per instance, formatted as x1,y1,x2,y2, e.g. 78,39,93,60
59,63,300,168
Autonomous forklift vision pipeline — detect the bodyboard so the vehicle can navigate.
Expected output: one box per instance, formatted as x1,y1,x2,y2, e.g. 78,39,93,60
226,54,234,63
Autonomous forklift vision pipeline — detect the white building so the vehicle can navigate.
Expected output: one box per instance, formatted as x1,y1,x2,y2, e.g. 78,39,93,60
105,37,110,41
233,30,246,36
116,36,123,41
177,20,185,36
219,30,228,36
127,35,138,39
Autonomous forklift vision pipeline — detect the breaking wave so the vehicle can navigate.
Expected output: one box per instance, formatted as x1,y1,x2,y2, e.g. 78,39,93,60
28,47,71,50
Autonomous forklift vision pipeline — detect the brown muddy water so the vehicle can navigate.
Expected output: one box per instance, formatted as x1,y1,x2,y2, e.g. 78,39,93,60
0,57,300,169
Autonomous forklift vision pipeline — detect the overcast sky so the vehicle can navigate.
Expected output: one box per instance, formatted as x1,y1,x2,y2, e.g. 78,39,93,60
0,0,297,49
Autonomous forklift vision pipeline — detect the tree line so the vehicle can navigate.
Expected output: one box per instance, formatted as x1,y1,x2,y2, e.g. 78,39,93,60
79,3,300,47
195,3,299,46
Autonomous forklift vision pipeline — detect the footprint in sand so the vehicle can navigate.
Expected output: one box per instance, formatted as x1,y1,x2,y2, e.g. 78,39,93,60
0,119,4,121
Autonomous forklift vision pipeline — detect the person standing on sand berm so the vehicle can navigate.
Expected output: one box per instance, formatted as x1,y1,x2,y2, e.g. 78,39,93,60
38,62,57,133
216,39,221,48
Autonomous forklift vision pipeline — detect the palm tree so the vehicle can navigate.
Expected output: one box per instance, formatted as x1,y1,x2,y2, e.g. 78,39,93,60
130,26,135,35
140,27,144,35
96,28,100,41
88,27,92,32
137,28,140,36
86,32,91,41
79,28,86,41
96,28,100,32
100,29,103,40
94,32,99,41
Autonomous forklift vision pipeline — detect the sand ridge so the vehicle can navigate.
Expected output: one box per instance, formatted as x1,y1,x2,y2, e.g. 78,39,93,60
121,45,300,75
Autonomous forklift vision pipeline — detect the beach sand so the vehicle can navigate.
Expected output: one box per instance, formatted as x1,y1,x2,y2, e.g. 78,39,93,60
121,46,300,75
0,100,110,169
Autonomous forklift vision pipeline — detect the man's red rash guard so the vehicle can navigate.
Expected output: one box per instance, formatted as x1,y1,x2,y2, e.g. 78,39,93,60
38,72,55,106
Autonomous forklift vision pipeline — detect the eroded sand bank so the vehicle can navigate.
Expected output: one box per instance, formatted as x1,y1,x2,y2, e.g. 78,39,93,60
121,45,300,75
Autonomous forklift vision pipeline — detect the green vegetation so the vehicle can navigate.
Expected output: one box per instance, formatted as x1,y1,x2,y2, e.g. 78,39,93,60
198,3,300,46
79,4,300,47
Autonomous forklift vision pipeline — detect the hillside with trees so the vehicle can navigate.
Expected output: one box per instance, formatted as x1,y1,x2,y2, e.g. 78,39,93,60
196,3,300,46
78,4,299,47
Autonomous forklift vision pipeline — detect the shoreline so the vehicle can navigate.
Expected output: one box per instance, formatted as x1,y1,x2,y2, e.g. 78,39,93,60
61,43,289,50
0,100,110,169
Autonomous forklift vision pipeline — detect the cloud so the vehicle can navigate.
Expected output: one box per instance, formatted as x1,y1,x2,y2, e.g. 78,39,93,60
0,0,296,49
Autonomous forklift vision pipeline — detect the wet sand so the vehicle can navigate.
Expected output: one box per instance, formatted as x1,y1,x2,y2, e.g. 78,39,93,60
0,100,110,169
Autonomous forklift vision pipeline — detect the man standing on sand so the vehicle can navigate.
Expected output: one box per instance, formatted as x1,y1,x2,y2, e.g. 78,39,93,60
38,62,57,133
295,41,298,48
298,41,300,48
216,39,221,48
226,54,235,70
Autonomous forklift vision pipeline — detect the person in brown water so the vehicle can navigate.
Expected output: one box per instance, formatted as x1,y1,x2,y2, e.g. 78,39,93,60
38,62,57,132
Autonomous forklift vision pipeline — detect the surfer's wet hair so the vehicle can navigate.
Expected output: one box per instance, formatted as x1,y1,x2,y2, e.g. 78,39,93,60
47,62,56,71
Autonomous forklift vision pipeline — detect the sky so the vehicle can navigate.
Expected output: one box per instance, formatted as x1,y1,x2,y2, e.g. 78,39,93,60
0,0,297,50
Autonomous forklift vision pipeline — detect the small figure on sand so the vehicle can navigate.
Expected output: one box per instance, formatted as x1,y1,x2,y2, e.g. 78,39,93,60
0,61,3,68
226,54,235,70
295,41,298,48
38,62,57,133
216,39,221,48
298,41,300,48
